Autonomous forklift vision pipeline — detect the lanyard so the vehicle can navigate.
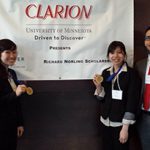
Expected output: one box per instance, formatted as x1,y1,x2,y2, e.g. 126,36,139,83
8,77,17,92
112,75,121,91
106,64,123,82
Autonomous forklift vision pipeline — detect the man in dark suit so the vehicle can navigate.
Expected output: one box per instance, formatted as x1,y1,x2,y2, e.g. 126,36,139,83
135,26,150,150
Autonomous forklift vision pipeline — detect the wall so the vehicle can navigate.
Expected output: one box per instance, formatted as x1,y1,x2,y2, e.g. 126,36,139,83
134,0,150,61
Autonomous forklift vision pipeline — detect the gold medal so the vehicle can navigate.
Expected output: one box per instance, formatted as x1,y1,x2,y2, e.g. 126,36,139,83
96,75,103,83
26,87,33,95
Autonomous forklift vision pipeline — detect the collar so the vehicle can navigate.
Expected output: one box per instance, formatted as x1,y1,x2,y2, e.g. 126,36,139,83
148,55,150,61
107,63,128,75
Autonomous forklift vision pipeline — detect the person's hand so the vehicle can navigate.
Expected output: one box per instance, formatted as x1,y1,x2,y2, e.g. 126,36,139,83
17,126,24,137
93,74,103,95
16,84,27,96
93,74,102,87
119,124,129,144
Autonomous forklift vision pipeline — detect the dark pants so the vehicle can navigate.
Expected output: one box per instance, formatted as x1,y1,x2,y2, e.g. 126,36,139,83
136,111,150,150
101,123,129,150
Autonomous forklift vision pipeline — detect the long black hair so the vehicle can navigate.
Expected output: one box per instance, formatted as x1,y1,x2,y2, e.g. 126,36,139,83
0,39,17,79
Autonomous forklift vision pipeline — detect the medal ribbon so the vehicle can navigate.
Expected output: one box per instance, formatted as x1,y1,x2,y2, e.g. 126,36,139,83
106,64,123,82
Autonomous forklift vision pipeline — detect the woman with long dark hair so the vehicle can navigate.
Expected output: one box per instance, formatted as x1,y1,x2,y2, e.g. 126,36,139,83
0,39,26,150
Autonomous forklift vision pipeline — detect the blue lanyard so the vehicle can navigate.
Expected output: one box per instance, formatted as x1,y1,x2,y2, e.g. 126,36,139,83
106,64,123,82
17,80,27,86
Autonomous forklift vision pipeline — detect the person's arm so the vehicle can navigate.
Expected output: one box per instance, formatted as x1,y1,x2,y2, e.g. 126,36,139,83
125,69,142,118
93,74,105,100
16,98,24,137
119,124,129,144
0,83,27,104
119,69,141,144
0,81,18,104
119,112,135,143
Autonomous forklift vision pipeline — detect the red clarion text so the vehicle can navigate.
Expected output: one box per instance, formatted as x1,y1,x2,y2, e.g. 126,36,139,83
25,4,93,20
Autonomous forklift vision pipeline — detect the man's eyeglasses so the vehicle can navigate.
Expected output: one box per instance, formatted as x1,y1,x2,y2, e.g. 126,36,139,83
145,36,150,40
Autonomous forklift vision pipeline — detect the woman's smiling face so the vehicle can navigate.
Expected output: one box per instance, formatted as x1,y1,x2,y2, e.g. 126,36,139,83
0,49,17,67
108,47,125,67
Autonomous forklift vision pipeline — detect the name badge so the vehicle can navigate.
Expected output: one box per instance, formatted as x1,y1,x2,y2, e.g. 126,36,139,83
145,76,150,84
112,90,123,100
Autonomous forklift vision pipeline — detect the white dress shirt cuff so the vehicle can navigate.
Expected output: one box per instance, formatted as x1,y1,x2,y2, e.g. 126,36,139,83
94,87,105,98
122,119,135,125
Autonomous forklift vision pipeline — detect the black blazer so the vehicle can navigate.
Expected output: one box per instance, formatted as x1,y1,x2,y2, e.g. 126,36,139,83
135,58,147,100
100,65,141,122
0,68,24,128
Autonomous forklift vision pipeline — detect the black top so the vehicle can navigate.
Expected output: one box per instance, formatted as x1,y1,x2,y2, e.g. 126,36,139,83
99,64,141,122
0,68,24,127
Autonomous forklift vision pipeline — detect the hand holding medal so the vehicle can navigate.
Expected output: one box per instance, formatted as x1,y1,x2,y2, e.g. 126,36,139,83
17,80,33,96
25,87,33,95
93,74,103,87
95,74,103,84
93,74,103,95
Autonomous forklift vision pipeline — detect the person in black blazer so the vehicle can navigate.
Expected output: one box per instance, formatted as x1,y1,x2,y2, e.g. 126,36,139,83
93,41,141,150
0,39,26,150
135,26,150,150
